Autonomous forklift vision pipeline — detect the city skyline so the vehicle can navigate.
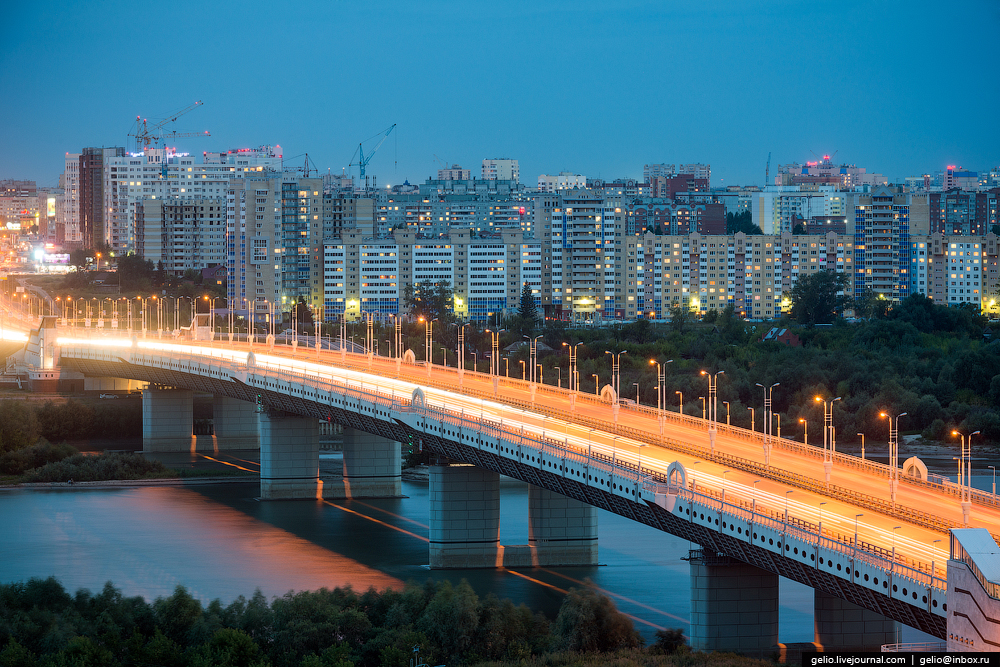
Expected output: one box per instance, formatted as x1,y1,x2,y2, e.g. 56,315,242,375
2,0,998,186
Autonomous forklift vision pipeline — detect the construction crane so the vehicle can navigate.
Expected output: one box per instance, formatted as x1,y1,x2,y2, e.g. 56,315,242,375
348,124,396,179
129,100,209,152
283,153,319,177
765,152,771,184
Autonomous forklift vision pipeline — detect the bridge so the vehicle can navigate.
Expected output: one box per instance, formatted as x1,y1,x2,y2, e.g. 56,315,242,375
3,311,1000,655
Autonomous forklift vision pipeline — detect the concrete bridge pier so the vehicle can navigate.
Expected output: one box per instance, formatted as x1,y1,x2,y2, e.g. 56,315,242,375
142,387,195,452
258,409,320,500
688,549,779,656
331,427,402,498
212,396,260,450
520,485,597,566
813,590,900,652
429,462,500,568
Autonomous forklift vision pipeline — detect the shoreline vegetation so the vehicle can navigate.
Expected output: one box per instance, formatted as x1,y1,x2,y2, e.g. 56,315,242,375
0,577,777,667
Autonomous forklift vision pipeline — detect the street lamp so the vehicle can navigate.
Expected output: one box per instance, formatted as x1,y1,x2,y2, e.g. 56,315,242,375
591,373,600,395
675,390,683,415
951,429,980,524
756,382,779,461
634,383,640,405
881,411,908,509
486,328,505,376
698,396,706,420
857,432,866,460
519,359,526,381
990,465,996,498
554,366,561,389
606,350,628,399
723,401,730,425
799,418,808,446
562,341,583,392
702,369,725,452
748,406,755,432
525,334,543,384
785,490,794,522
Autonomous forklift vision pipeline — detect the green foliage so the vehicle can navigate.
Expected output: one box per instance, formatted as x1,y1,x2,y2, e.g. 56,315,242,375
788,270,850,325
792,223,806,235
516,283,539,337
0,439,77,476
553,585,642,653
651,628,686,654
293,297,315,325
725,211,762,235
20,451,177,483
0,402,38,453
0,578,663,667
403,280,455,323
117,253,158,293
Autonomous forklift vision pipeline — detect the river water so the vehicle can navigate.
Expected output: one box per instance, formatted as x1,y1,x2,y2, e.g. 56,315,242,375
0,458,946,645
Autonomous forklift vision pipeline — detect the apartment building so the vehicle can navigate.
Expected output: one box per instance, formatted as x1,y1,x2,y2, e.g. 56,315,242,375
138,197,228,274
847,187,912,301
482,158,519,183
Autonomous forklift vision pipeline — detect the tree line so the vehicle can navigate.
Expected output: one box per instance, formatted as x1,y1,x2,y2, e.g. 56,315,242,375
0,577,694,667
0,400,142,454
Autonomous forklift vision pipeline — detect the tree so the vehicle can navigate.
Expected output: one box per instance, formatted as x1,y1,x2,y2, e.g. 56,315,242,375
403,280,454,323
788,270,850,325
668,303,690,333
553,586,642,652
517,283,538,330
792,223,806,235
726,210,763,235
69,248,90,272
853,288,890,320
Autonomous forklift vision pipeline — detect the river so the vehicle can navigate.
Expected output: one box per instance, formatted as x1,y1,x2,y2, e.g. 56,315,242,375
0,449,951,645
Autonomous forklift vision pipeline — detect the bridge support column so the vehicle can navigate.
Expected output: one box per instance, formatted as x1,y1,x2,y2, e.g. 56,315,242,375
326,427,401,498
258,410,319,500
689,550,778,656
522,485,597,566
212,396,260,450
429,463,500,568
142,387,194,452
814,590,899,652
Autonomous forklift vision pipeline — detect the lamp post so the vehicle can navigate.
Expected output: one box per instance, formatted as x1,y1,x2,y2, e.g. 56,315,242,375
675,390,683,416
562,341,582,392
799,418,808,446
519,359,526,381
815,395,842,488
723,401,730,425
756,382,779,466
990,465,996,498
591,373,599,396
891,525,902,565
951,429,980,525
554,366,561,389
420,317,436,378
857,433,866,460
525,335,542,384
486,328,505,377
819,501,827,536
472,352,477,373
456,323,467,376
785,490,793,523
702,369,725,453
748,406,755,432
504,357,510,377
881,411,908,510
633,383,640,404
606,350,628,399
698,396,706,420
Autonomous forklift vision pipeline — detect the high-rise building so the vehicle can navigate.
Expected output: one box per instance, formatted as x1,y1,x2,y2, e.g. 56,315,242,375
79,147,125,248
437,164,471,180
482,158,519,183
537,172,587,192
847,187,912,301
62,154,81,245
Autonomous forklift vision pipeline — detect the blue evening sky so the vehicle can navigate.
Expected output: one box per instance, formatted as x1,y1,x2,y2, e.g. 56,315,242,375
2,0,997,187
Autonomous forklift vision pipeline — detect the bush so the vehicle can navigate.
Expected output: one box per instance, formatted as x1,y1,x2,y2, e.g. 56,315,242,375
0,439,78,476
553,584,643,653
0,401,38,453
20,451,177,483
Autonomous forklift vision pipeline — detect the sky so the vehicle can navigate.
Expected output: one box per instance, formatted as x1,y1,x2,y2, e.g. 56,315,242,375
2,0,998,188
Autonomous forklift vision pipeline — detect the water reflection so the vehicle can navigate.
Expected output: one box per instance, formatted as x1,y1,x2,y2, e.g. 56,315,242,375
0,479,931,643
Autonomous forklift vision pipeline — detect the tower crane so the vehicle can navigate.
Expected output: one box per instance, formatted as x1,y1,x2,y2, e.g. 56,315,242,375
348,124,396,179
129,100,209,152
